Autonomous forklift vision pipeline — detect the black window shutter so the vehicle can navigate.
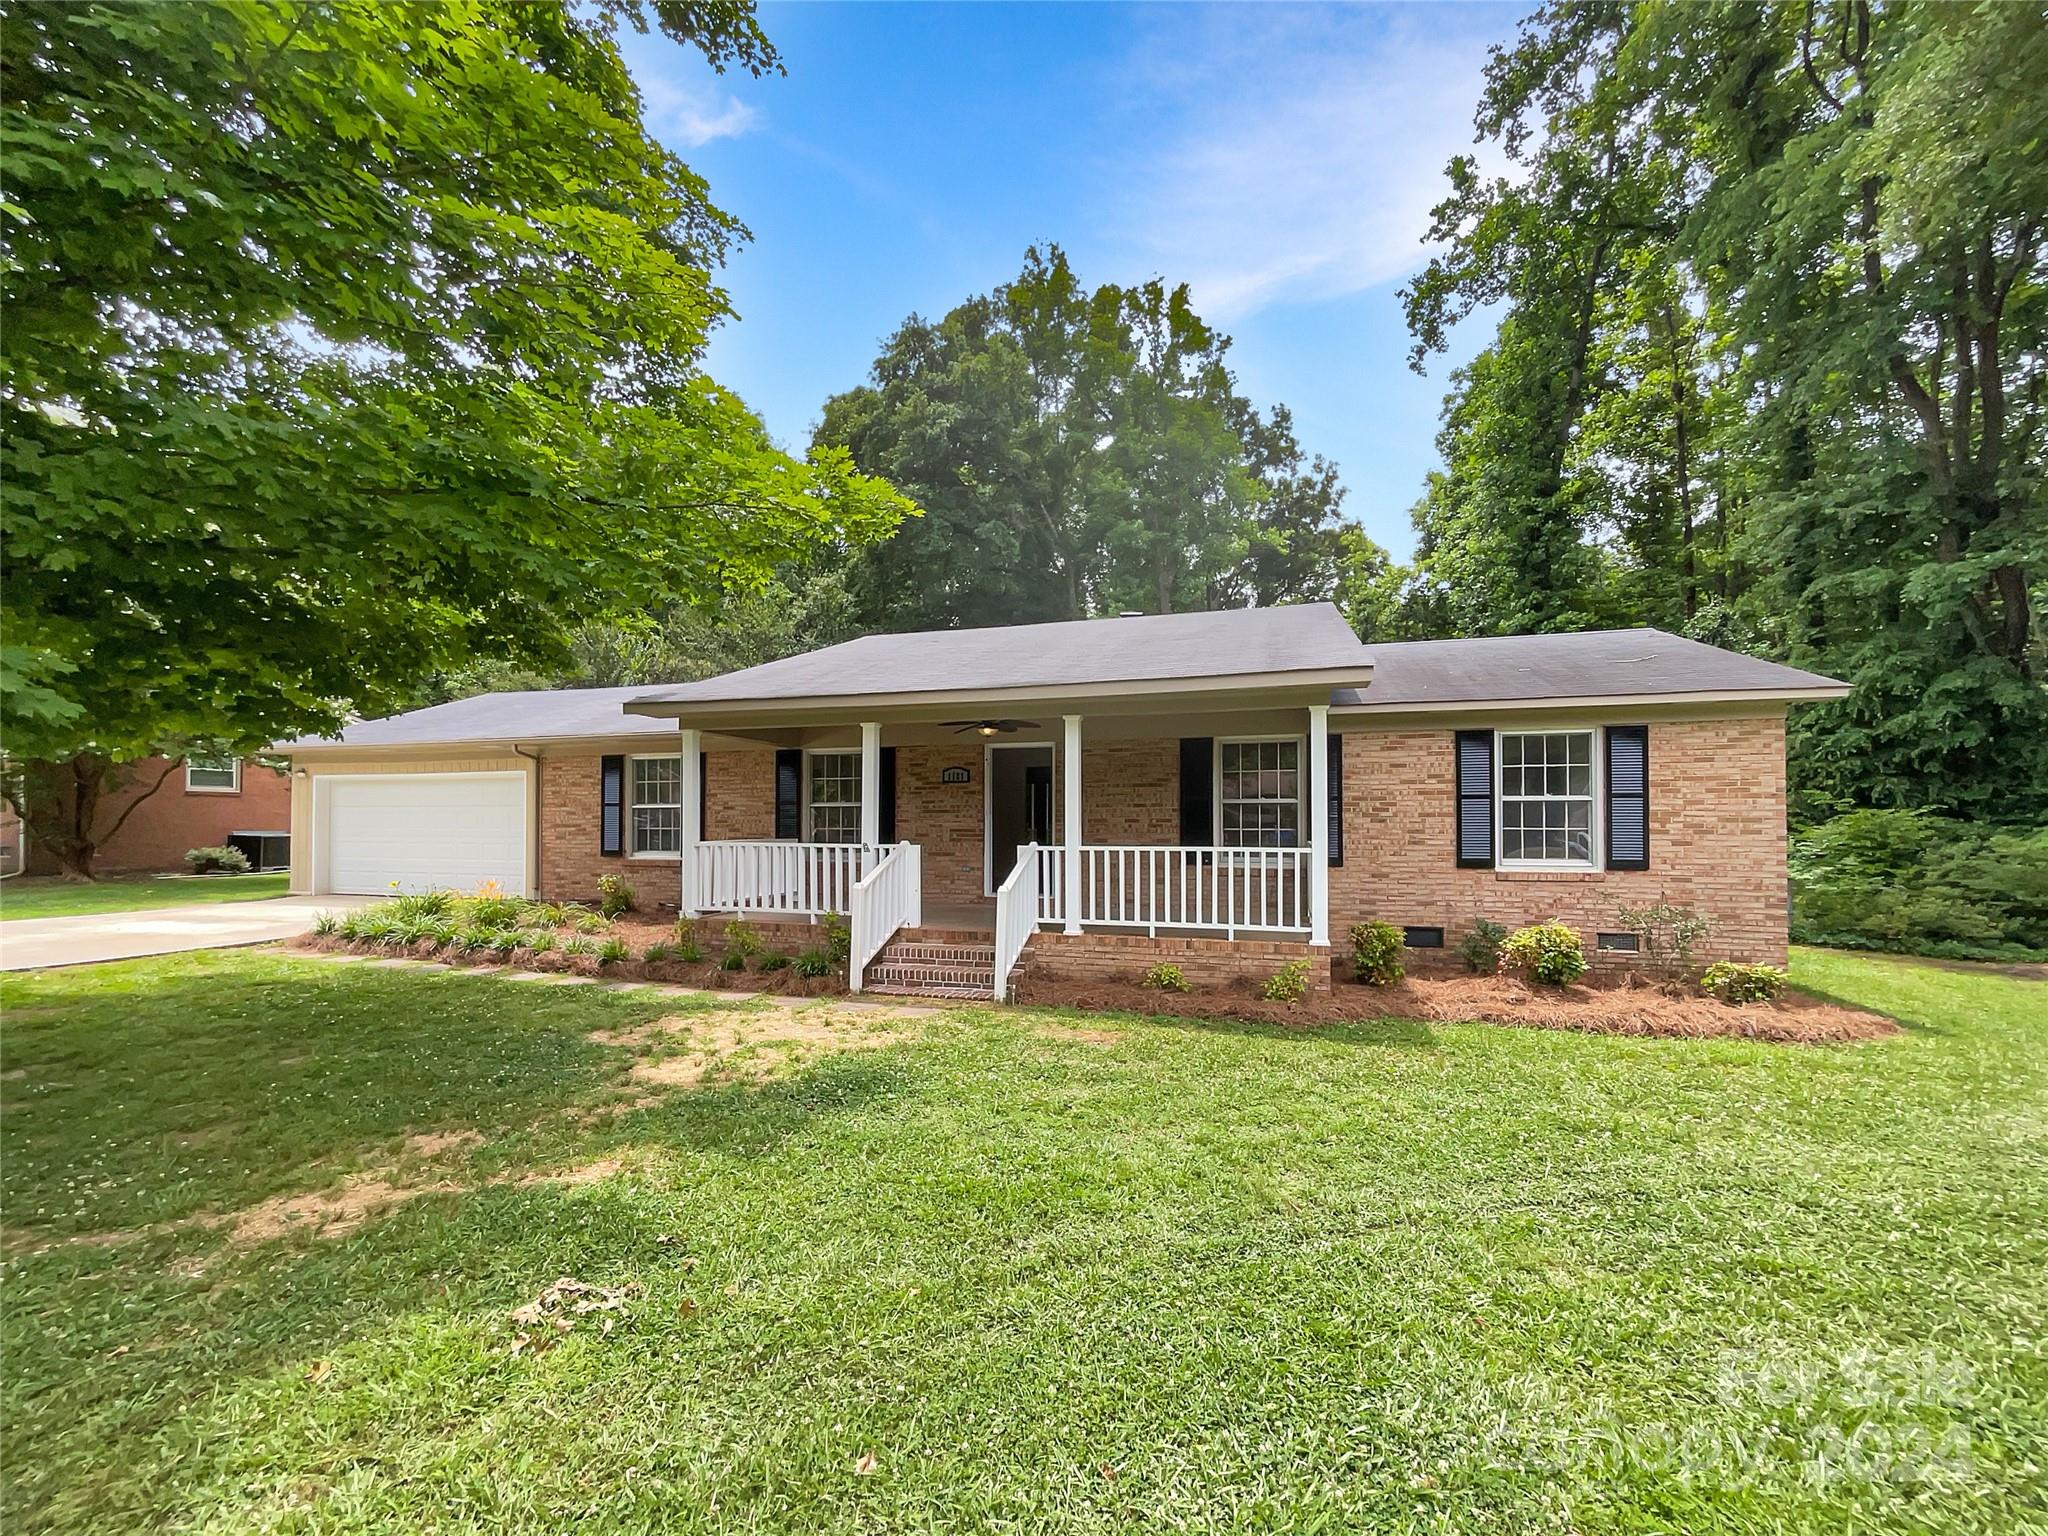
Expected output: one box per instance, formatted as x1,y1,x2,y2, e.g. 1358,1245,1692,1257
698,751,708,840
1179,737,1214,846
774,749,802,840
1605,726,1649,870
1326,732,1345,867
1454,730,1494,869
599,754,624,856
878,746,898,842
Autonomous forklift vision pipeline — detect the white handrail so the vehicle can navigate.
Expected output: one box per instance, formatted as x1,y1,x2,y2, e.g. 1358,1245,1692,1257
849,841,920,992
1038,844,1312,937
992,842,1042,1002
690,840,879,917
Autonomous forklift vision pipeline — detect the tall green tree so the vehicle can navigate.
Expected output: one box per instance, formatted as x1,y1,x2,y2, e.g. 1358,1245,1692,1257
815,246,1370,630
0,0,909,874
1401,0,2046,819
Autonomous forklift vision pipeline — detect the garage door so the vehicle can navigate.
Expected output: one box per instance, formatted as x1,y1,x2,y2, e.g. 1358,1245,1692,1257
323,775,527,896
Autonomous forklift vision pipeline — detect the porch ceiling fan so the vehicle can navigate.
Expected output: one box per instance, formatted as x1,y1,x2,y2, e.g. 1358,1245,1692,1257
942,718,1040,737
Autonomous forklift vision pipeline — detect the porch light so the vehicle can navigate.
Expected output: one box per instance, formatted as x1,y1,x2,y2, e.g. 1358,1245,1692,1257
976,723,1001,737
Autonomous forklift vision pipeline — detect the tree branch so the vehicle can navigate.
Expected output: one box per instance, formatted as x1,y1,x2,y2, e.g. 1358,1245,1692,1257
92,758,185,849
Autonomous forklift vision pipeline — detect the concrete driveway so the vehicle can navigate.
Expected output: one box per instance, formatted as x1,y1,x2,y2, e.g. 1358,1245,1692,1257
0,895,381,972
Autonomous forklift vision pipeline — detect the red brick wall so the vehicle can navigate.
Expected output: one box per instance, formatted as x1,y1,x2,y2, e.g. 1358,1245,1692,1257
897,744,985,903
537,749,774,906
26,756,292,875
1329,715,1789,967
1017,931,1332,993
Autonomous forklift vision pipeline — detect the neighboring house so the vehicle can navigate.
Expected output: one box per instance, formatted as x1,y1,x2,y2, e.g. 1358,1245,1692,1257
21,755,293,875
277,605,1847,997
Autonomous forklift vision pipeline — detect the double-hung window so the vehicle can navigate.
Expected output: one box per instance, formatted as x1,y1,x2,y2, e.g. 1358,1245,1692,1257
185,754,240,793
806,751,862,843
628,755,683,856
1218,739,1301,847
1497,730,1596,867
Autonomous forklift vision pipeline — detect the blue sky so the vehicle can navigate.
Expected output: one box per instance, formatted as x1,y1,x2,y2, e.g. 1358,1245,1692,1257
616,2,1522,562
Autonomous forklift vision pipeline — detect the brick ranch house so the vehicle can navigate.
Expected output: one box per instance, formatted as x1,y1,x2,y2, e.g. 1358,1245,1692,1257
278,605,1846,999
17,754,292,876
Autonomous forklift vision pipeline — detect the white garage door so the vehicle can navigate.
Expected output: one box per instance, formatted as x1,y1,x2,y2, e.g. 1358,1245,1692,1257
323,775,528,896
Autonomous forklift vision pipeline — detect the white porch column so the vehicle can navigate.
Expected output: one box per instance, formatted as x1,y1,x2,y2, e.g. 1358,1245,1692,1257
678,728,702,918
859,721,882,849
1062,713,1083,934
1307,704,1330,946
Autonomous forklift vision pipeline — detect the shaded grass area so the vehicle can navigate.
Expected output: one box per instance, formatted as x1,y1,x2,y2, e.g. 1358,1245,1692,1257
1,948,2043,1532
0,873,289,921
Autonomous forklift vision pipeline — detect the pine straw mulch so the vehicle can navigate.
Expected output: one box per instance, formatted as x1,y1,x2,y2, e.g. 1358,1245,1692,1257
293,931,849,998
1015,970,1898,1045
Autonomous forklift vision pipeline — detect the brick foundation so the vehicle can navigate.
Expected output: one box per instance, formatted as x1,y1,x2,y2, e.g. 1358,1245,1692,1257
1016,930,1333,993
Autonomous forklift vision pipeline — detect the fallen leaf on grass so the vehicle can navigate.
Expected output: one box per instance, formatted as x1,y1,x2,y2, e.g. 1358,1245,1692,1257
306,1359,333,1383
507,1275,640,1356
853,1451,878,1476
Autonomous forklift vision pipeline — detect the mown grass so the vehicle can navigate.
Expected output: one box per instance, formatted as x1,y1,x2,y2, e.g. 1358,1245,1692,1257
1,947,2042,1533
0,872,290,922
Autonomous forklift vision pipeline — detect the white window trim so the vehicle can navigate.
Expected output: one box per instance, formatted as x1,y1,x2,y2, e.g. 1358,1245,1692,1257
185,755,241,794
626,752,684,861
802,747,864,845
1213,734,1306,850
1494,727,1601,871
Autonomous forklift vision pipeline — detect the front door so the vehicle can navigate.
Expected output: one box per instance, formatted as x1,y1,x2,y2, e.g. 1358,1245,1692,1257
987,746,1054,893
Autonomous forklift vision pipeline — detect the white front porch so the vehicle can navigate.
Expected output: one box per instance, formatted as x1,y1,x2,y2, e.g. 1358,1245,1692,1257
674,704,1333,998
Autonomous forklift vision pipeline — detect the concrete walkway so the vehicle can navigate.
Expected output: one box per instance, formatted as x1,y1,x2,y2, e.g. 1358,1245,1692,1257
0,895,380,972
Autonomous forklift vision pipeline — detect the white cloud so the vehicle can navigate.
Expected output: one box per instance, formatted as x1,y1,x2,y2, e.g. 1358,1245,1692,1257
638,71,759,148
1106,5,1513,320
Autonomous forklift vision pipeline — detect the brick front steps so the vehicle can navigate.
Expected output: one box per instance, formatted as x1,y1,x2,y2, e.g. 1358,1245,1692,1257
863,939,997,1000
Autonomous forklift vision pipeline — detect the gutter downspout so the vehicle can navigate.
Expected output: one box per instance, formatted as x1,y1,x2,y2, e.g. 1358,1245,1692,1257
512,744,542,899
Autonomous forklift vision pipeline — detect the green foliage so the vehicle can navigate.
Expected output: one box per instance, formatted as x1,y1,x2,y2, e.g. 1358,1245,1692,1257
390,891,454,923
597,874,636,920
643,942,671,964
669,931,705,964
793,950,833,978
489,931,522,956
819,914,851,966
311,912,340,938
1,0,909,823
1143,962,1190,993
1258,957,1315,1004
468,893,525,930
1458,918,1508,975
756,952,791,973
596,937,630,967
450,926,497,955
1349,921,1406,986
1500,923,1588,987
1791,810,2048,960
1607,902,1713,967
815,244,1373,626
723,920,764,961
561,936,596,959
573,911,610,936
1394,0,2048,818
183,845,250,875
719,951,748,972
1699,963,1788,1005
526,931,556,955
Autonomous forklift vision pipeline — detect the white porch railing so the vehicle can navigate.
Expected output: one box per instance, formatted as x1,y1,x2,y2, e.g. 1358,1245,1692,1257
849,841,921,992
992,842,1042,1002
690,840,879,917
1034,844,1312,937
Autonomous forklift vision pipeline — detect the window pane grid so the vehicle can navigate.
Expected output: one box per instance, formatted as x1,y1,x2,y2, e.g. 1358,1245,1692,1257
187,754,238,790
1499,731,1595,865
808,753,862,843
629,755,682,855
1219,740,1301,848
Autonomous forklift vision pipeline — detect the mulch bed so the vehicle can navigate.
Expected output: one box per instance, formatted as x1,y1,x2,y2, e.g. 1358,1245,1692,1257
293,932,848,998
1015,970,1898,1044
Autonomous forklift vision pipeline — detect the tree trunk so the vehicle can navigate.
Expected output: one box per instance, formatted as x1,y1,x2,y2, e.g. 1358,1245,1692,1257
14,755,183,881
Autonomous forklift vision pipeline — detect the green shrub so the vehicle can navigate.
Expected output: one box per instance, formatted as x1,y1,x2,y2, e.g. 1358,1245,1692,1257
525,901,570,928
1500,923,1587,986
526,931,556,954
391,889,454,922
561,936,596,958
311,911,340,936
670,937,703,964
1700,962,1788,1005
573,910,609,936
184,844,250,875
450,925,497,953
1143,962,1190,993
488,931,522,955
643,942,671,964
820,913,851,965
1791,810,2048,961
724,920,764,960
1259,957,1315,1003
596,936,630,966
719,951,747,972
757,951,791,973
1608,901,1712,966
793,950,833,978
597,873,635,919
1458,918,1507,974
1349,921,1405,986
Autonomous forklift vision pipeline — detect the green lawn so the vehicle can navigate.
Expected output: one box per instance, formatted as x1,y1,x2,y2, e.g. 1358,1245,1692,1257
1,949,2042,1533
0,872,290,921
